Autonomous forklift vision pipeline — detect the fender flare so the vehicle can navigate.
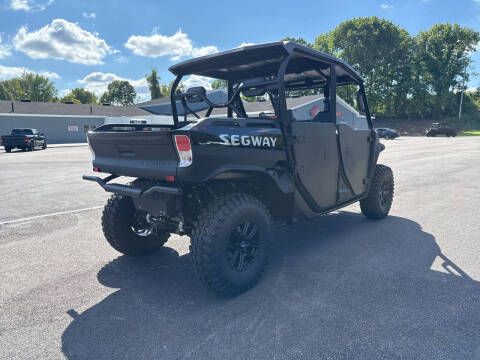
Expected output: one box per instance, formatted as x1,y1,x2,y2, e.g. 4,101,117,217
205,165,294,195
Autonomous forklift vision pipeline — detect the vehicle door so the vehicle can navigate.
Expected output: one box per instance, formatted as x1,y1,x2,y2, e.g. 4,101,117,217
335,86,372,196
289,91,340,210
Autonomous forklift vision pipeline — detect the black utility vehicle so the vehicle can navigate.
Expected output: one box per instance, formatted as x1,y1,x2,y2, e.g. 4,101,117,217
376,127,399,140
1,128,47,153
84,42,394,295
425,123,457,137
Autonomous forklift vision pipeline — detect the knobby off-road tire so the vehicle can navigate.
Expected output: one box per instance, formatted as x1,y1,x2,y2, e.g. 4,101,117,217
191,193,272,296
360,164,394,219
102,194,170,256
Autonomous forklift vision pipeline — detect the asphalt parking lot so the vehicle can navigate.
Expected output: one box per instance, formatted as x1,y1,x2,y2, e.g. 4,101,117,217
1,137,479,359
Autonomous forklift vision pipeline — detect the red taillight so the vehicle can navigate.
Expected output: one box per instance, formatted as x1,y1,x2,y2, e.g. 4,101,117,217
173,135,193,167
174,135,191,151
165,175,175,183
24,137,29,143
93,166,101,172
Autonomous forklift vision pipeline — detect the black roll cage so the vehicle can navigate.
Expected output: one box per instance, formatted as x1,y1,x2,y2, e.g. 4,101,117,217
169,42,373,130
168,42,377,215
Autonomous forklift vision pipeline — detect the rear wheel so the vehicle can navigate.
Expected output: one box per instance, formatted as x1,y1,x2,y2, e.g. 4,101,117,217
191,193,272,296
102,194,170,256
5,147,11,153
29,142,35,151
360,164,394,219
42,141,47,149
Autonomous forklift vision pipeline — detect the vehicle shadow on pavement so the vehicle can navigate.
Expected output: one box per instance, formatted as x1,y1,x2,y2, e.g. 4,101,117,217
61,212,480,360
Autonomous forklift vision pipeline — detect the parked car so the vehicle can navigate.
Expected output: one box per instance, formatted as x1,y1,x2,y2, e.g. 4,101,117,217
83,42,394,295
376,128,399,140
425,123,457,137
1,128,47,152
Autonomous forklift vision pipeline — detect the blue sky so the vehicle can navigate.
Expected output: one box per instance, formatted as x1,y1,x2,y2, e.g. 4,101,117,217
0,0,479,102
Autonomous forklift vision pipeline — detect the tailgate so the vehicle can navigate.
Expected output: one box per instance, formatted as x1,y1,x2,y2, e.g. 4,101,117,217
1,135,26,146
87,129,178,180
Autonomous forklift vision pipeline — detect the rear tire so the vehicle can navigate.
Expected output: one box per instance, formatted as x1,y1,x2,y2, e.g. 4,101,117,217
42,141,47,149
102,194,170,256
5,147,11,153
191,193,272,296
360,164,394,219
29,142,35,151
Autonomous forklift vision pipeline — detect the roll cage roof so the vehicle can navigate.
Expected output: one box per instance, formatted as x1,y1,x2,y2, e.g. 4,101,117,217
169,41,363,86
168,42,370,126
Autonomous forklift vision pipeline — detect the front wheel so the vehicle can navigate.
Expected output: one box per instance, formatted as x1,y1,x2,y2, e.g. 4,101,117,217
102,195,170,256
42,141,47,149
5,147,11,153
29,142,35,151
191,193,272,296
360,164,394,219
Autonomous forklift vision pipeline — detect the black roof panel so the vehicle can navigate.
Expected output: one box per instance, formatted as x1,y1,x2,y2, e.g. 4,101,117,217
169,41,363,84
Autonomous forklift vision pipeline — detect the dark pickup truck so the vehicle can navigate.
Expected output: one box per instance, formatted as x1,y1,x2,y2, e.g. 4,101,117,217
1,128,47,152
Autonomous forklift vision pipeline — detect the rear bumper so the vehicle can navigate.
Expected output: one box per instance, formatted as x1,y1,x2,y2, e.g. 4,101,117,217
82,175,182,198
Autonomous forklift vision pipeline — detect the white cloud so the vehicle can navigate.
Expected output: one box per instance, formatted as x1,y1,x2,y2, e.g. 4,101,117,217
13,19,116,65
58,88,70,97
114,55,129,64
182,75,213,90
124,30,218,60
0,35,12,59
380,3,394,9
78,72,149,100
191,45,218,58
0,65,60,80
9,0,53,12
82,12,96,19
37,70,60,79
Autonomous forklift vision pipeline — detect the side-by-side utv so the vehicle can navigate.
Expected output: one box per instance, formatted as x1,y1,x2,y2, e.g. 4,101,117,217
84,42,394,295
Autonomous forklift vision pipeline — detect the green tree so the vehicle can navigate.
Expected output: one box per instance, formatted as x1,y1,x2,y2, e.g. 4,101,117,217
0,81,11,100
146,69,163,99
415,24,480,117
282,37,312,47
101,80,136,106
61,88,97,104
0,72,57,102
315,17,414,116
61,93,81,104
211,79,227,89
66,88,97,104
99,92,111,104
160,84,170,97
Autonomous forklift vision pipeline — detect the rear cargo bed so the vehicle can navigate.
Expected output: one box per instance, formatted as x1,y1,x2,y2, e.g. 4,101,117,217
1,135,27,147
87,128,178,180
